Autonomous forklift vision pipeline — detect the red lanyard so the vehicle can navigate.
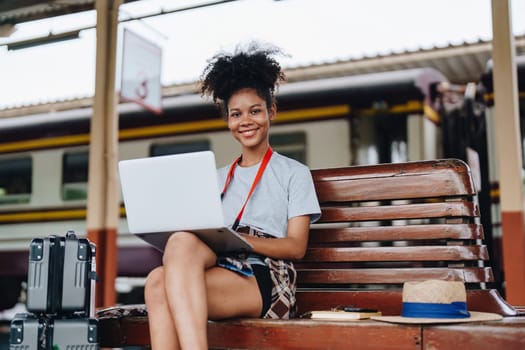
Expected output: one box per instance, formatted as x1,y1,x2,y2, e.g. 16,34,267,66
221,147,273,230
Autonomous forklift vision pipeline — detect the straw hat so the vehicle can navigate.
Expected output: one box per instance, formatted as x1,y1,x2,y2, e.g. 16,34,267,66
371,280,503,324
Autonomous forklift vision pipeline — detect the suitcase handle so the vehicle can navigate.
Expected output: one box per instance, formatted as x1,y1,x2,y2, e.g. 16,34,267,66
66,230,77,239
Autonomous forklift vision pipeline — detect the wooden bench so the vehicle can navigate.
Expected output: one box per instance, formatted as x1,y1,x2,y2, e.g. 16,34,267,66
97,159,523,349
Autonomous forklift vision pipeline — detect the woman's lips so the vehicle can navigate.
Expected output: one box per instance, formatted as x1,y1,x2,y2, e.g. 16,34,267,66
240,128,257,137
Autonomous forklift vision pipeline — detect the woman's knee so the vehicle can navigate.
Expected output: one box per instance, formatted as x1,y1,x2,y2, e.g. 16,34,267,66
144,266,165,304
163,232,213,266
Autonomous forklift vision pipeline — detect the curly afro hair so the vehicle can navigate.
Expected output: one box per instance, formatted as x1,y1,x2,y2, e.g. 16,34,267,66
200,42,286,118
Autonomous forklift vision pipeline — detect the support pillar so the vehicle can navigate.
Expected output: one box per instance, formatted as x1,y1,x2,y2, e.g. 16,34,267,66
87,0,122,308
491,0,525,305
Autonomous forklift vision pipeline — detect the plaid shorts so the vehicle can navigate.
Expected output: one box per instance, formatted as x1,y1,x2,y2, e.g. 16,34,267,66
262,254,297,319
217,228,297,319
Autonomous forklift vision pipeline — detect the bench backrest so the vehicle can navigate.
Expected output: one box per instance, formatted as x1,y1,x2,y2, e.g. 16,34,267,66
295,159,516,316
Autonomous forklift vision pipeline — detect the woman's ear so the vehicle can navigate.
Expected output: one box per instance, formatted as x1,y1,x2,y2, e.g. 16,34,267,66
269,103,277,121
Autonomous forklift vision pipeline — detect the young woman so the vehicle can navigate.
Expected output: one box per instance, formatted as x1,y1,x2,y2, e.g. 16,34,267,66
144,43,321,350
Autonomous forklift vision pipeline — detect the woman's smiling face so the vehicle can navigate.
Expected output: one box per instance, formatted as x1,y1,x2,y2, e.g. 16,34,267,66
227,88,275,150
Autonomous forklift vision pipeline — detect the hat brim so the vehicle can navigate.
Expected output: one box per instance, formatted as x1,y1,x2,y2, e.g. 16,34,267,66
371,311,503,324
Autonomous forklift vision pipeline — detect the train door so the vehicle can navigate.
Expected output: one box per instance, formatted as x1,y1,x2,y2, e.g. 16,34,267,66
439,80,500,292
350,112,439,165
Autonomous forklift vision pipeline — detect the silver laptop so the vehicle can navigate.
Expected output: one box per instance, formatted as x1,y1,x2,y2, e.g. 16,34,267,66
118,151,252,253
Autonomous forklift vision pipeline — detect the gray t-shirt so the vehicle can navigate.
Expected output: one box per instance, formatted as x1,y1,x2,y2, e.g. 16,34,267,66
218,152,321,238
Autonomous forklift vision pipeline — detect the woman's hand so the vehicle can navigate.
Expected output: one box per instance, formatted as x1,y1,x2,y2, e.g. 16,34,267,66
241,215,311,260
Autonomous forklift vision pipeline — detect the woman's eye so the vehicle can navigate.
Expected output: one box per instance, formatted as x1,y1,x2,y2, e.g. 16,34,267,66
251,109,261,115
230,112,240,118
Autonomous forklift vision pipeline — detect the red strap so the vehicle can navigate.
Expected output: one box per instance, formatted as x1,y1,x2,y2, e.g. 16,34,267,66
221,147,273,230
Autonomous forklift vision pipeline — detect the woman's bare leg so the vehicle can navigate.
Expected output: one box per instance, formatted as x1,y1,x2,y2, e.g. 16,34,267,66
147,231,265,349
206,266,263,319
144,266,180,350
162,232,217,350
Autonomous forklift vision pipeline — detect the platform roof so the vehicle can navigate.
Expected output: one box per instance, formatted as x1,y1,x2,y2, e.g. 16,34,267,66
0,0,137,26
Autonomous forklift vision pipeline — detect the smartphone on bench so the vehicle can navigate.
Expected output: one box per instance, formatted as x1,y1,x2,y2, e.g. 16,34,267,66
343,307,379,313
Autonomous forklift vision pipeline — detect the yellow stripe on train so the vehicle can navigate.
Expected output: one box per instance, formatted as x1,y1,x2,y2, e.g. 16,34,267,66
0,105,350,154
0,209,87,223
0,206,127,223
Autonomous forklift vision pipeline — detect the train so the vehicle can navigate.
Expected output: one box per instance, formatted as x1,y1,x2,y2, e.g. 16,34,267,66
0,59,523,310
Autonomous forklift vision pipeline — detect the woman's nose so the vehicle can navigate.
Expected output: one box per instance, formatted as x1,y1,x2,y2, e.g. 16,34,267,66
239,112,251,123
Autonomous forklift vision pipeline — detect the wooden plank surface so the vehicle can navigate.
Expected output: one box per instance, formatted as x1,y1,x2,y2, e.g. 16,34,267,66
294,289,521,317
98,315,150,347
308,224,484,242
207,319,422,350
97,310,423,349
297,267,494,284
303,245,489,262
319,202,478,222
314,173,474,202
422,317,525,350
312,159,476,203
97,310,525,349
311,159,472,183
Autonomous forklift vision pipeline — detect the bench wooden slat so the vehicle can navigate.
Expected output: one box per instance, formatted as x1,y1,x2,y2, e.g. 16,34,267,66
294,289,521,317
315,173,475,202
309,224,484,242
423,318,525,349
320,202,478,222
296,267,494,284
207,318,422,350
312,159,472,184
97,311,424,349
303,245,489,262
97,293,523,348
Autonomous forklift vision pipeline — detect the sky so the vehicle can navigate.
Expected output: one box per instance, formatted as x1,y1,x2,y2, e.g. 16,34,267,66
0,0,524,109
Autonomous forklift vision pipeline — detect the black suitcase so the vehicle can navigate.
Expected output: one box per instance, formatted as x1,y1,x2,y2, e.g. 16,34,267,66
9,314,99,350
26,230,96,316
9,313,50,350
51,318,99,349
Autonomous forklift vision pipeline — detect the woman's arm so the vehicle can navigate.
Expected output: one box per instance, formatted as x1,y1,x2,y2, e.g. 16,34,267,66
241,215,311,260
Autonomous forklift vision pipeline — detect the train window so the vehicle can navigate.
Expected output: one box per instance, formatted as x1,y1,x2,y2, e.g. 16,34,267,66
0,158,32,205
270,132,307,164
150,140,211,156
352,115,407,165
62,151,89,200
